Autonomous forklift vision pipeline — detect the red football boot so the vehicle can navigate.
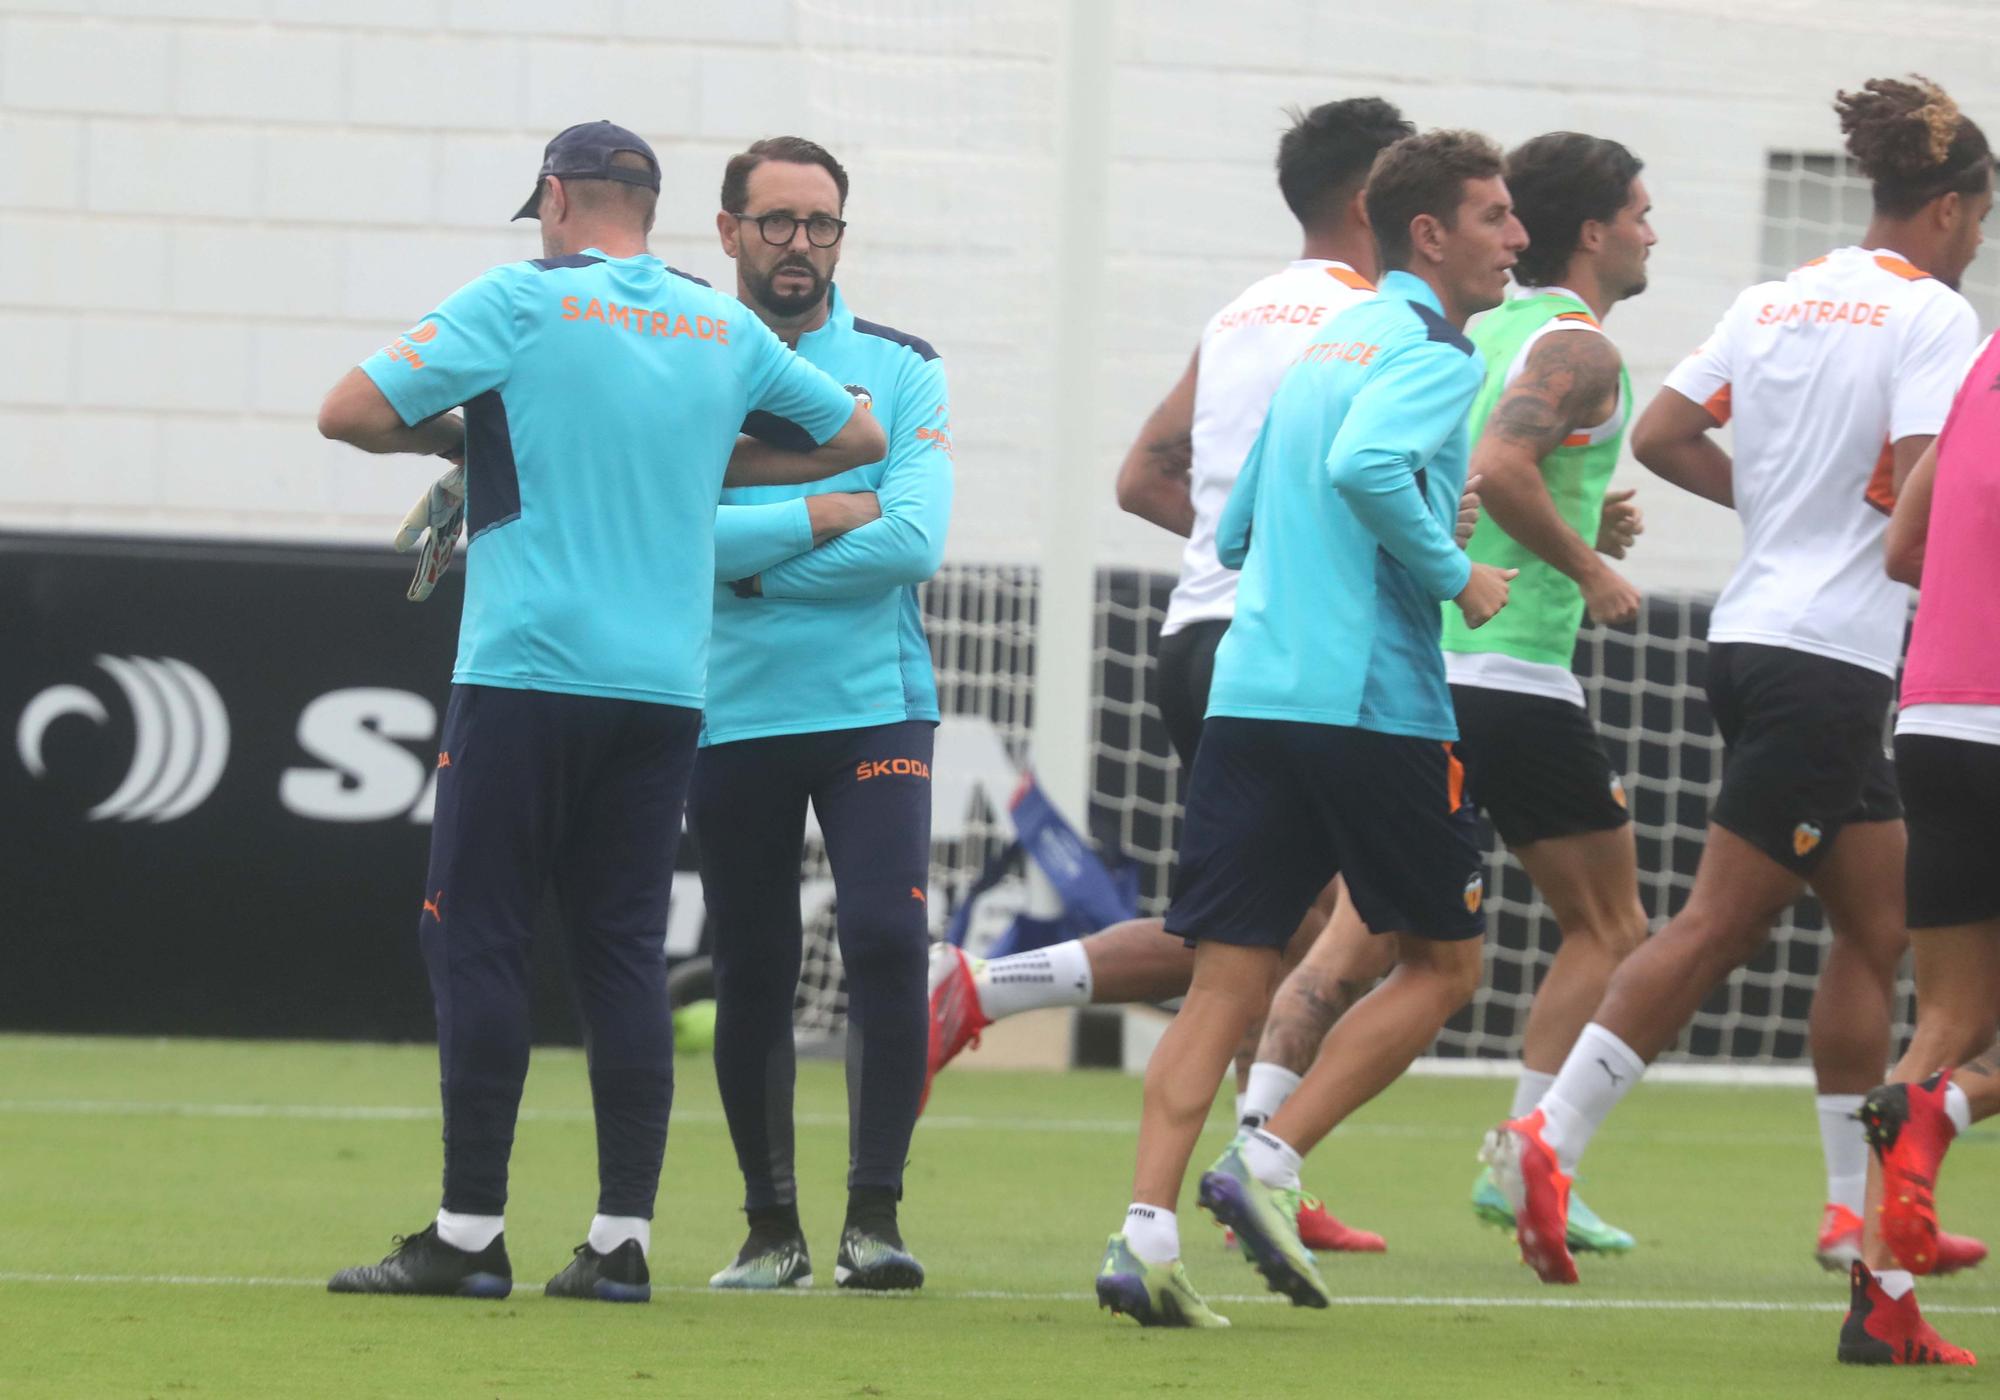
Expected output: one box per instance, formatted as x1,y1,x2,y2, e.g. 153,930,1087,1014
1815,1203,1864,1272
1480,1110,1577,1285
1837,1263,1975,1366
1815,1201,1986,1276
1296,1196,1386,1253
1934,1229,1989,1275
1861,1074,1961,1276
920,943,990,1114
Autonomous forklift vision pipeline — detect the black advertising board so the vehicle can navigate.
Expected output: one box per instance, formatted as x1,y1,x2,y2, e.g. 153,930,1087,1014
0,531,689,1042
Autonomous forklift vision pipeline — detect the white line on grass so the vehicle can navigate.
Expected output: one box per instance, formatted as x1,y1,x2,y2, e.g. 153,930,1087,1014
0,1099,1832,1146
1,1272,1997,1315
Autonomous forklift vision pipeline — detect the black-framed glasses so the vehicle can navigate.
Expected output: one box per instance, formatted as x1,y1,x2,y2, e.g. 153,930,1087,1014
732,211,846,248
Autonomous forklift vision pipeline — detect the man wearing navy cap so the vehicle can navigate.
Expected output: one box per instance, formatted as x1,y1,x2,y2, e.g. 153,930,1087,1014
317,120,885,1303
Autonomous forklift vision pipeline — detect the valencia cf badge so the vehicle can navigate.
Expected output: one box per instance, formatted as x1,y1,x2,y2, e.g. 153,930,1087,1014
1792,822,1823,858
1463,871,1485,915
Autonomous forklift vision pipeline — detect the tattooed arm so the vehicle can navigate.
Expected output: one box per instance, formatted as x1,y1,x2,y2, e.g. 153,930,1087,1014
1468,328,1640,625
1114,348,1198,537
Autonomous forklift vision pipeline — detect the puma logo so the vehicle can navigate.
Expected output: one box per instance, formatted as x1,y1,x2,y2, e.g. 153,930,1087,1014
910,886,926,904
1597,1056,1625,1087
422,891,443,922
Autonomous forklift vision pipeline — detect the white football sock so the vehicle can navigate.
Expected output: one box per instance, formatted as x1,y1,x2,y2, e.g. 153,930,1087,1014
588,1214,650,1256
435,1209,504,1252
1233,1093,1247,1125
1511,1068,1556,1121
1240,1063,1302,1129
1242,1127,1303,1191
1817,1093,1867,1214
1875,1268,1915,1300
1537,1023,1645,1174
1123,1204,1179,1264
975,940,1094,1019
1944,1081,1973,1133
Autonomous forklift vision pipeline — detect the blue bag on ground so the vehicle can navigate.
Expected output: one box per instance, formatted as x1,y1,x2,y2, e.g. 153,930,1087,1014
944,775,1139,958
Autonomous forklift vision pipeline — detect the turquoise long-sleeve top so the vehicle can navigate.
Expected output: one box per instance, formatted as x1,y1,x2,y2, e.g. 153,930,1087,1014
704,286,953,746
1208,270,1481,741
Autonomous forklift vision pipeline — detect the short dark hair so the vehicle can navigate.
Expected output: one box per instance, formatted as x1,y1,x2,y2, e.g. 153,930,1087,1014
1506,133,1643,287
562,149,659,225
1275,97,1414,230
1365,129,1506,271
1837,75,1993,218
721,136,850,213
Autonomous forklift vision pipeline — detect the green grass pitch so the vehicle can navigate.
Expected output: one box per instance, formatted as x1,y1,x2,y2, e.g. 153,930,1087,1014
2,1034,1995,1398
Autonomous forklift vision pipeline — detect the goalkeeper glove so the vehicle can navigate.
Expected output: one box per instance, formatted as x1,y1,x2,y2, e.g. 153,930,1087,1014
395,462,465,602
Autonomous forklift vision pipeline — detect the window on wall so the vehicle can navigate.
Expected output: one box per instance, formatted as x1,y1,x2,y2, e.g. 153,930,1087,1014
1763,151,1999,327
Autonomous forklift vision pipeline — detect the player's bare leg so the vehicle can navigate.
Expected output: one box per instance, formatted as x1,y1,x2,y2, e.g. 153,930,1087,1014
1230,889,1393,1252
928,882,1337,1105
1860,924,2000,1278
1198,933,1481,1304
1248,893,1393,1096
1132,942,1279,1208
1264,934,1484,1147
1489,825,1799,1283
1806,821,1912,1268
1513,827,1649,1076
1232,879,1350,1095
1572,825,1801,1063
1466,827,1649,1254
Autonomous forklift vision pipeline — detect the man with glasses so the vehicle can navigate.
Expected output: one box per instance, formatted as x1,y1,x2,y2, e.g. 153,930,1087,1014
326,122,884,1302
695,136,953,1292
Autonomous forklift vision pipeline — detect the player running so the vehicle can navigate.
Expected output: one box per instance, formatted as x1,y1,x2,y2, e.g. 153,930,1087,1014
1096,129,1525,1327
928,96,1415,1255
693,137,952,1293
1485,75,1992,1289
1837,326,2000,1368
1231,131,1656,1259
321,122,884,1301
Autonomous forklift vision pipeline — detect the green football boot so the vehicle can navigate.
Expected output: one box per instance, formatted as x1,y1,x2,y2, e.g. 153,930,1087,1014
1094,1234,1230,1328
1197,1142,1331,1308
709,1216,813,1290
1471,1165,1635,1254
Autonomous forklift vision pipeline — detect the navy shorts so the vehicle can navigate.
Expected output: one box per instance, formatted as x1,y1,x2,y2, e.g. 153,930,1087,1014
1164,716,1486,946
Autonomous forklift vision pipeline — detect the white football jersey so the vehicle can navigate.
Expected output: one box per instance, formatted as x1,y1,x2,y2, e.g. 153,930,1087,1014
1161,259,1377,635
1663,246,1979,676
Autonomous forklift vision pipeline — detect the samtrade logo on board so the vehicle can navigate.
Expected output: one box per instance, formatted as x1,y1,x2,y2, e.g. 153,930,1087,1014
16,656,231,822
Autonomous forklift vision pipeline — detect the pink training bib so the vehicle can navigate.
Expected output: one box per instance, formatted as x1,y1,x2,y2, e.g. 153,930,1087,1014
1902,334,2000,708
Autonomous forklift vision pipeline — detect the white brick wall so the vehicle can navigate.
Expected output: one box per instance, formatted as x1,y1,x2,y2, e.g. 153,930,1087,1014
0,0,1995,596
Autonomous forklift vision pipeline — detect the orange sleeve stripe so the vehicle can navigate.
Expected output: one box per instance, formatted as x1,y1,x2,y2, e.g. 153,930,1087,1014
1702,384,1732,427
1325,266,1376,292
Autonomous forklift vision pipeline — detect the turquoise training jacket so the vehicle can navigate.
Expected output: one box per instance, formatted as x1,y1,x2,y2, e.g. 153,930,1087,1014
703,286,953,746
360,248,858,709
1208,270,1481,741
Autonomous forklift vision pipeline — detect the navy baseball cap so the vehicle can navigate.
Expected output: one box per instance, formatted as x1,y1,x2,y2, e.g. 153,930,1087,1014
512,120,661,221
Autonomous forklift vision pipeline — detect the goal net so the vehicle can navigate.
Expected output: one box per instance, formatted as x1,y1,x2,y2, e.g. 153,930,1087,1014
790,568,1916,1066
776,2,1922,1064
